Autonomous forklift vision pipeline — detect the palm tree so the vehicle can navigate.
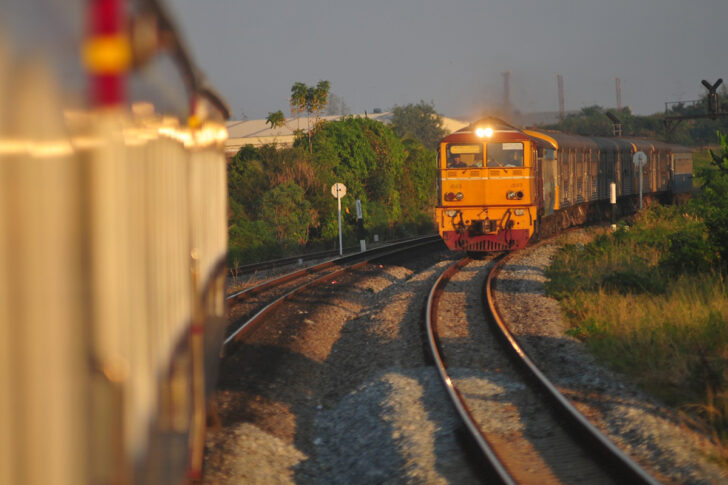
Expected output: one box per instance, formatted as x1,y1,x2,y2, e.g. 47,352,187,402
265,110,286,129
290,82,307,131
289,80,331,152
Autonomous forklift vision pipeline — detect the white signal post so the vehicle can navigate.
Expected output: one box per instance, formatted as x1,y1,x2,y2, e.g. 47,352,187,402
331,183,347,255
356,199,366,252
633,151,647,210
610,182,617,228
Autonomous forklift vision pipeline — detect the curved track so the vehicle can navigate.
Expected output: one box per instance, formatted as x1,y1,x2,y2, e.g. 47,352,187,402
228,236,436,277
426,254,659,484
224,236,441,347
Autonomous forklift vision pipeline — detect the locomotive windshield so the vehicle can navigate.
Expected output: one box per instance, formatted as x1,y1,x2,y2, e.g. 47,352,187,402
486,142,524,167
446,144,483,168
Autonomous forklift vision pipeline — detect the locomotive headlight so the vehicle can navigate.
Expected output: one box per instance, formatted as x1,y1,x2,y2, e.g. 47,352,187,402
455,192,464,200
476,127,494,138
514,209,525,216
506,191,516,199
445,210,458,217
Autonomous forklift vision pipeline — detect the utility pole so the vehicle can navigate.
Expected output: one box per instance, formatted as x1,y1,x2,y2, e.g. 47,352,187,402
557,74,565,121
615,77,622,111
502,71,511,115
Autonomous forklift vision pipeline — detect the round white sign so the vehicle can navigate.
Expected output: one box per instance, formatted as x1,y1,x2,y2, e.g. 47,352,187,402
331,182,347,198
633,151,647,168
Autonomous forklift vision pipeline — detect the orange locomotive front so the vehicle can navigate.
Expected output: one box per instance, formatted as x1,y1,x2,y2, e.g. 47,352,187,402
436,120,540,251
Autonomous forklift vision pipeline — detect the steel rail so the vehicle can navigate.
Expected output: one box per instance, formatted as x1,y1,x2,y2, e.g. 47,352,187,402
484,253,659,485
425,256,517,485
224,236,442,347
227,235,437,277
226,235,439,301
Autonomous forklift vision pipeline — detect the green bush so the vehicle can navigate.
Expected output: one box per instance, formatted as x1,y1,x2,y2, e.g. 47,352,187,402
259,182,317,246
228,219,281,265
658,225,714,275
693,132,728,267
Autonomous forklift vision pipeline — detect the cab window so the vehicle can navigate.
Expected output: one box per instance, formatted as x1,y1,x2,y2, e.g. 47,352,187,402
446,144,483,168
486,142,524,167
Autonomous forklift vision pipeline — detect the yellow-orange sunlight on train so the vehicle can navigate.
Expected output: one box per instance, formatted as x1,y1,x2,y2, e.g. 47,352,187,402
0,138,74,157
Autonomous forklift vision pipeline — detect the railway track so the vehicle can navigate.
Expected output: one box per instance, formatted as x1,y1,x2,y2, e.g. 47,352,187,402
227,235,437,279
206,233,722,483
223,235,441,346
426,253,659,484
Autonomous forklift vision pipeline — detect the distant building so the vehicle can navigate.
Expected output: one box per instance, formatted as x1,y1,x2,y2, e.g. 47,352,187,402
225,112,468,156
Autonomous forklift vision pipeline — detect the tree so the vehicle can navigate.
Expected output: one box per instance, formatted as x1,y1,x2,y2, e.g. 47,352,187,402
265,110,286,129
390,100,447,150
304,117,408,238
228,145,268,218
695,132,728,266
289,80,331,152
400,138,437,220
227,115,436,263
260,182,318,246
310,80,330,123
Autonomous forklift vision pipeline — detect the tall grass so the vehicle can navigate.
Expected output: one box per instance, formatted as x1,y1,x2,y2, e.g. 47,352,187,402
546,208,728,461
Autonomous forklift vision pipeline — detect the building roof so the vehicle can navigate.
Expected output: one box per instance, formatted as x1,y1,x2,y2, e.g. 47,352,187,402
225,112,468,155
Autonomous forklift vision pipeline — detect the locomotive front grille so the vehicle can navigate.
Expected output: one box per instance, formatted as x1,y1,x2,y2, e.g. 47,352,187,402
465,238,511,252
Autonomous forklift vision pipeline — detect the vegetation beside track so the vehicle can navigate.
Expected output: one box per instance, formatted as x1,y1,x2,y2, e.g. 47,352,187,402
546,133,728,464
228,101,444,266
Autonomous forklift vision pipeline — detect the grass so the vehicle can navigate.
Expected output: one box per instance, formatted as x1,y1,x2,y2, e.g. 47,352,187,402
546,208,728,463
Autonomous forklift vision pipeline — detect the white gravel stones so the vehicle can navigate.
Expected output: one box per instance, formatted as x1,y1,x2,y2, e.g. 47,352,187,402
310,368,478,484
206,251,484,484
204,423,306,484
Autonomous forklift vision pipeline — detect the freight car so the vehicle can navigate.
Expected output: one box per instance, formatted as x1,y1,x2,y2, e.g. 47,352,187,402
1,1,229,484
436,118,693,252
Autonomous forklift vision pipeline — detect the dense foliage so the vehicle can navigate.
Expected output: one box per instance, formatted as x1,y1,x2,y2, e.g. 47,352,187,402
390,100,447,150
542,90,728,146
694,132,728,265
228,117,437,264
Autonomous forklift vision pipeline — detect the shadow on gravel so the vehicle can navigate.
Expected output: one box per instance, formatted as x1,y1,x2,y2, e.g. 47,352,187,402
434,259,616,483
492,263,548,296
484,259,710,483
210,249,486,483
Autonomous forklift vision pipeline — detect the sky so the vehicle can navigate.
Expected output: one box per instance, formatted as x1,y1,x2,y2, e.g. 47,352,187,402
171,0,727,121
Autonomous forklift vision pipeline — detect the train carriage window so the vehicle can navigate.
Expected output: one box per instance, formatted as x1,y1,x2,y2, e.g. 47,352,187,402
486,142,524,167
446,144,483,168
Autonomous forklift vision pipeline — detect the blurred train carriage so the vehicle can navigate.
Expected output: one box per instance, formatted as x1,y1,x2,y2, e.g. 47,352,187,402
1,1,229,484
436,118,693,252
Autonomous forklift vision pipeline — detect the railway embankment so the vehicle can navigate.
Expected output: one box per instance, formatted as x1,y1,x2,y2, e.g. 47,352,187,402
544,204,728,470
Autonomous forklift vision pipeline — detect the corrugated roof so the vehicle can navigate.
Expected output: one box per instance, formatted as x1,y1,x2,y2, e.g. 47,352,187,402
224,112,468,153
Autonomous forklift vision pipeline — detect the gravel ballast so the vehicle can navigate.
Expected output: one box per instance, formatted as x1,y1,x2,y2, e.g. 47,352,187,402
205,249,483,483
203,238,727,484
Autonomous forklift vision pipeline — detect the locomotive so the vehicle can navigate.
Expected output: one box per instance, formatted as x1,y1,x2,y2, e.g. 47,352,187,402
1,1,229,484
436,118,693,252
